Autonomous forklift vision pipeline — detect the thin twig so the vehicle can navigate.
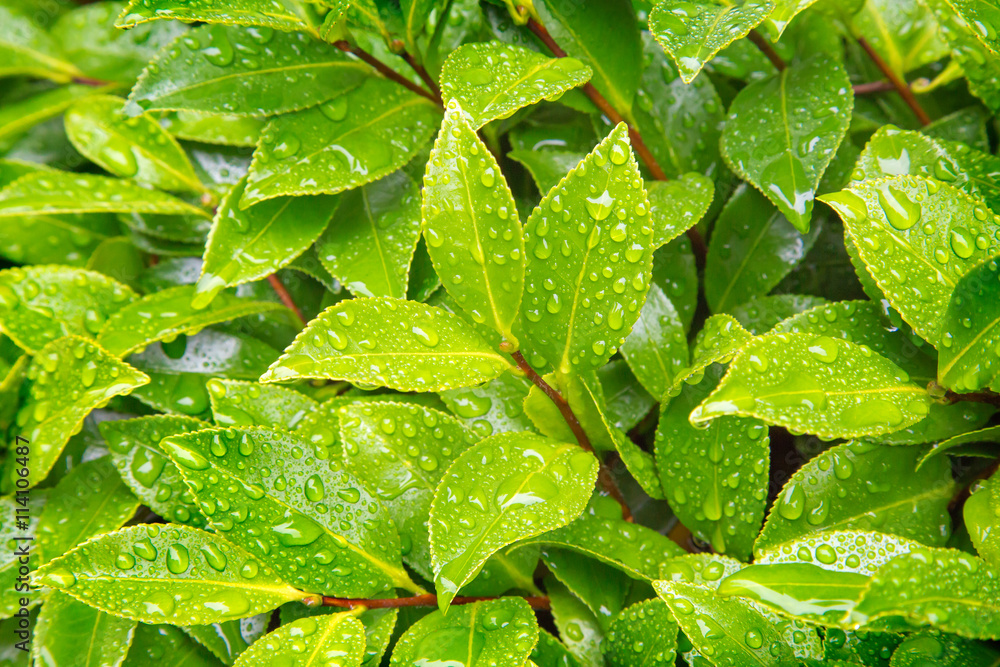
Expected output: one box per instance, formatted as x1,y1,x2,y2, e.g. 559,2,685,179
746,29,787,71
511,351,633,521
334,41,441,105
856,36,931,126
403,52,443,105
267,274,308,327
524,17,707,264
853,81,896,95
320,593,550,609
73,75,113,87
944,389,1000,409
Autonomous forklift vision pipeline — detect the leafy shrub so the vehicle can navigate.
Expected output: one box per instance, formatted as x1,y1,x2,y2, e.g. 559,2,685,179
2,0,1000,664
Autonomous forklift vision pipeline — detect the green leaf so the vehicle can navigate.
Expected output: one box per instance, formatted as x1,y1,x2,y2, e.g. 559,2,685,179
37,456,140,563
8,336,149,489
422,105,524,343
729,293,828,335
759,529,925,575
854,0,950,76
691,333,931,439
35,524,309,625
127,25,369,117
919,425,1000,469
338,401,478,581
516,511,685,580
652,236,698,333
207,378,318,429
163,425,419,596
124,624,222,667
928,0,1000,112
667,313,752,396
604,598,678,667
633,33,724,179
182,620,265,665
233,614,365,667
65,95,205,193
648,174,714,248
32,591,138,667
0,170,210,219
772,300,938,385
654,580,795,665
620,284,687,399
157,110,266,147
389,597,539,666
655,366,769,560
649,0,776,83
242,78,441,206
854,548,1000,639
97,285,283,357
0,85,104,151
401,0,440,53
317,170,420,300
508,149,587,195
0,491,46,618
439,371,535,438
101,415,211,526
965,473,1000,567
598,359,657,432
261,297,511,392
547,577,604,667
0,266,137,353
521,123,653,373
530,630,581,667
721,54,853,232
439,42,591,129
193,176,337,306
117,0,316,37
891,632,1000,667
534,0,642,113
0,4,80,81
938,258,1000,392
429,432,598,609
543,548,639,632
761,0,823,40
756,441,953,554
705,185,822,313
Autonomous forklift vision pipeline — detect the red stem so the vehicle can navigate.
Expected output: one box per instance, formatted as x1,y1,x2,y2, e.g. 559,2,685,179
321,594,551,609
403,52,443,105
334,41,440,105
267,274,307,327
856,36,931,126
747,29,787,71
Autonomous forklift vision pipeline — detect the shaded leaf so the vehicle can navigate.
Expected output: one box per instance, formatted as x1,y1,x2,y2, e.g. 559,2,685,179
429,432,597,609
756,441,953,554
891,631,1000,667
652,236,698,332
0,491,46,617
543,548,637,632
0,4,80,81
261,297,511,392
508,149,587,195
440,42,591,129
918,425,1000,469
317,170,420,300
242,78,441,205
422,105,524,343
0,85,103,151
667,314,752,396
163,426,419,596
35,525,308,625
182,618,266,665
598,359,657,432
547,577,604,667
721,54,853,232
621,284,687,399
158,110,265,147
964,473,1000,568
123,624,222,667
438,371,535,438
233,614,365,667
691,333,931,439
855,0,950,76
32,591,137,667
729,293,828,335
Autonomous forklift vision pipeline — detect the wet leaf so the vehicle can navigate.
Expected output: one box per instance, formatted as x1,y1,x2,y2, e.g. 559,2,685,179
422,105,524,343
32,591,138,667
261,297,511,392
242,78,440,206
761,0,822,40
439,371,535,438
163,426,419,597
0,266,136,353
855,0,950,76
520,123,653,374
691,332,931,439
649,0,775,83
101,415,210,526
126,24,368,116
530,629,581,667
655,366,769,561
97,285,283,357
854,548,1000,639
891,631,1000,667
123,624,221,667
428,432,597,609
182,617,267,664
8,336,149,489
929,0,1000,112
964,473,1000,568
158,110,265,147
389,597,538,666
620,283,687,399
0,491,46,617
648,174,714,248
547,577,604,667
919,424,1000,469
440,42,591,129
938,258,1000,392
729,293,828,335
65,95,205,193
543,548,637,632
705,185,822,313
193,176,337,306
34,524,309,625
338,401,478,581
0,170,210,219
207,379,318,430
756,441,953,554
654,580,795,665
667,314,753,396
0,85,104,151
822,175,1000,345
233,614,365,667
721,54,853,232
507,149,587,195
652,236,698,332
0,4,80,82
317,170,420,300
37,456,140,563
604,598,677,667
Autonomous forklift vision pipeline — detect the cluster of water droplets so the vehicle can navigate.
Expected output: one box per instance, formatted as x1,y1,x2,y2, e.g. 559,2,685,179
398,600,537,666
246,616,363,667
759,530,919,576
938,258,1000,391
604,598,676,665
441,376,531,438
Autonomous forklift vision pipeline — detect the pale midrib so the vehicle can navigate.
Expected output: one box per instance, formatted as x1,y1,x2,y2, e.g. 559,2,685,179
696,5,735,61
214,197,295,276
292,350,506,363
360,185,399,298
458,148,504,333
305,616,347,666
108,302,277,354
2,39,77,76
481,60,568,118
73,573,300,596
819,484,952,534
0,202,204,218
938,311,1000,381
85,117,202,191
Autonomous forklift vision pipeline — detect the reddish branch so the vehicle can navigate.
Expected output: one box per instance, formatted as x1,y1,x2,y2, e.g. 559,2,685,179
944,389,1000,409
334,41,441,105
511,351,633,522
856,36,931,126
403,52,443,105
525,17,706,265
853,81,896,95
320,594,551,609
747,29,787,71
267,274,307,327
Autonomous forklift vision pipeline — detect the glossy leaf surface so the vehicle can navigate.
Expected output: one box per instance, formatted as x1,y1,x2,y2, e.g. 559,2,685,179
33,591,137,667
208,379,318,430
938,258,1000,392
233,614,365,667
620,283,686,399
604,598,677,667
648,174,714,248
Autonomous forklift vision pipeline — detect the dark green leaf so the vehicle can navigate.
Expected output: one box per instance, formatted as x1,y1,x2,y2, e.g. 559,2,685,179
547,577,604,667
124,624,222,667
965,473,1000,568
652,236,698,332
33,591,138,667
667,314,752,396
855,0,950,76
620,283,687,399
918,425,1000,469
0,491,46,617
938,258,1000,392
729,293,828,335
891,631,1000,667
